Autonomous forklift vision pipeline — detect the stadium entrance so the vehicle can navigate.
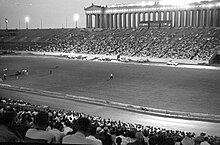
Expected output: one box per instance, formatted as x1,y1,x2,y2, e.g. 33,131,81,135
210,49,220,64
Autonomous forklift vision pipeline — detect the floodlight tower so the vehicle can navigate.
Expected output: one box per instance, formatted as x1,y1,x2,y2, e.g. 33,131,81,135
25,17,29,29
73,13,79,28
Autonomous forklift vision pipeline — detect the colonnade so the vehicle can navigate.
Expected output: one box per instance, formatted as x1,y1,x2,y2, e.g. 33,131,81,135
85,8,220,29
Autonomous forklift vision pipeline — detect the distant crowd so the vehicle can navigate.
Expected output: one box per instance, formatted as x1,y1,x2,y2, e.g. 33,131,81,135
1,28,219,62
1,97,220,145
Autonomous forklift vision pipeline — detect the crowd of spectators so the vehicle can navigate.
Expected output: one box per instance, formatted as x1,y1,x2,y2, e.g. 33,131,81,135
1,27,219,62
1,97,220,145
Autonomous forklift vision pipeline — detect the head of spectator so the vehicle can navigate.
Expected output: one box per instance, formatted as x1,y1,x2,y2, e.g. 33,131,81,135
33,111,49,130
54,121,63,131
135,132,145,143
89,125,97,136
0,111,19,142
115,136,122,145
75,117,91,137
0,111,17,130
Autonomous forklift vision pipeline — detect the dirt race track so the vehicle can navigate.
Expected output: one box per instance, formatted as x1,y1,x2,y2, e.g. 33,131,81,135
0,54,220,136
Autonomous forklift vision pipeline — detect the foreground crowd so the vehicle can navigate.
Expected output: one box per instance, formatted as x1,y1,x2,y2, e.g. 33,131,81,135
0,97,219,145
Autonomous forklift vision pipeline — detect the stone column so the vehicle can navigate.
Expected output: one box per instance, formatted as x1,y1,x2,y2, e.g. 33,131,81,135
142,12,145,21
89,14,92,28
132,13,136,29
206,9,210,27
86,14,89,28
174,11,178,27
213,9,216,27
180,11,184,27
114,13,117,29
119,13,122,29
128,13,131,28
137,13,141,28
193,10,197,27
123,13,126,29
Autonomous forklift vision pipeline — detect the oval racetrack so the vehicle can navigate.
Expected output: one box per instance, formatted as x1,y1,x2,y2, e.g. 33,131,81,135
0,54,220,135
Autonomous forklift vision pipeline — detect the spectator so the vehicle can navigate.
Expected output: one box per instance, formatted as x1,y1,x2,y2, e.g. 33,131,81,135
86,125,103,145
200,137,210,145
48,121,65,144
181,133,195,145
16,113,32,140
25,111,56,143
101,126,113,145
127,131,147,145
115,136,122,145
0,111,19,142
62,117,96,144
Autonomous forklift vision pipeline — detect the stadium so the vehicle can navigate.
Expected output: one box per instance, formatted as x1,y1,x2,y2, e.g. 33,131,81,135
0,0,220,145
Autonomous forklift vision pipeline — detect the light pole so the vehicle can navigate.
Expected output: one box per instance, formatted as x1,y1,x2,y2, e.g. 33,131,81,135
25,17,29,29
73,13,79,28
5,18,8,30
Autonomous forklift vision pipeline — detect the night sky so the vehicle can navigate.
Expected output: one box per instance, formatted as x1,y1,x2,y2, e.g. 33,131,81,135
0,0,217,29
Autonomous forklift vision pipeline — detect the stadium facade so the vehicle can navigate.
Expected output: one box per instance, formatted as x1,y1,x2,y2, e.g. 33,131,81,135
84,2,220,29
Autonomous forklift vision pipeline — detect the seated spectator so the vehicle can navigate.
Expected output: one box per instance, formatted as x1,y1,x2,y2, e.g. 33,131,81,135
48,121,65,144
16,113,32,140
25,111,56,143
115,136,122,145
194,132,206,145
127,131,147,145
0,111,19,142
200,137,210,145
181,133,195,145
62,117,96,144
86,125,102,145
100,126,113,145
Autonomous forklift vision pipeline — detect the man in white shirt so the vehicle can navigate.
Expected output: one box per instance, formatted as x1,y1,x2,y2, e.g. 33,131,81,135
86,125,102,145
48,122,65,144
62,117,96,144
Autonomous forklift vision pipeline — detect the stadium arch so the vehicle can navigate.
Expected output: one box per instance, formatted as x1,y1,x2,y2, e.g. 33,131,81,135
84,2,220,29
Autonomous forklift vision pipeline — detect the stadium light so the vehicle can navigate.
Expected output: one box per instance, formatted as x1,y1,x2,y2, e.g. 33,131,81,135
25,16,29,29
73,13,79,28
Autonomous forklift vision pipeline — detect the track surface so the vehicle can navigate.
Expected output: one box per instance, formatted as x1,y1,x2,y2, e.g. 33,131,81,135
1,55,220,115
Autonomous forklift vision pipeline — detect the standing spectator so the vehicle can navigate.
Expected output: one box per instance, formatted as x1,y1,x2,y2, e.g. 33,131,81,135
48,121,65,144
3,73,6,80
62,117,96,144
0,111,19,142
25,111,56,143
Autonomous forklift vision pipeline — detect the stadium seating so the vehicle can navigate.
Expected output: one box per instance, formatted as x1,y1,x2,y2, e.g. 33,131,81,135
1,28,220,62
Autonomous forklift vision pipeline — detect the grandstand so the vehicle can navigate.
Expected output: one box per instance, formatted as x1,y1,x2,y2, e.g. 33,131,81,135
0,27,220,64
1,1,220,145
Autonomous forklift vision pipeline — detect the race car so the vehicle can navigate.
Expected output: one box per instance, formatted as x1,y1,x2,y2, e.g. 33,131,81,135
166,60,178,66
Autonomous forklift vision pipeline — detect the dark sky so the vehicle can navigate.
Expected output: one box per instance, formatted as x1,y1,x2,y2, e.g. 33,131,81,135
0,0,217,29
